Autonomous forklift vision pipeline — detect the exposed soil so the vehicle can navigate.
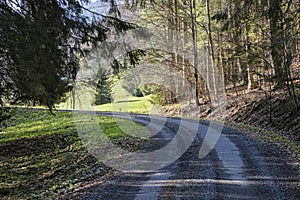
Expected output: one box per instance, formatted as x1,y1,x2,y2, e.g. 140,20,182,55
224,87,300,142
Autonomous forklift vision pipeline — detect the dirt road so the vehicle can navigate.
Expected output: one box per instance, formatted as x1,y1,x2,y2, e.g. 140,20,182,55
78,113,299,199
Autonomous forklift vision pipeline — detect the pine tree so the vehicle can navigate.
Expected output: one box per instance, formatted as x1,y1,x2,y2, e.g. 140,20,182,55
94,70,112,105
0,0,133,110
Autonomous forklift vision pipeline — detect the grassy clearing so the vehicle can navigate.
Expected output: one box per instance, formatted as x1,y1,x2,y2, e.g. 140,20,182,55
0,108,148,199
93,95,153,114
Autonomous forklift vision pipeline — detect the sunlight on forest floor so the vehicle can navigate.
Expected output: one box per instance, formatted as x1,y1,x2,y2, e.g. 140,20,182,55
0,108,147,199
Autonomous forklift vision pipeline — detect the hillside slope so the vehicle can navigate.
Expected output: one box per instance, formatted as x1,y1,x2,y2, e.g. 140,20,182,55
160,86,300,159
226,89,300,142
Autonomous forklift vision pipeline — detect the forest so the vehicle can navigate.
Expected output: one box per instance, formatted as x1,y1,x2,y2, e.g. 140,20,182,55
125,0,300,109
1,0,299,115
76,0,300,139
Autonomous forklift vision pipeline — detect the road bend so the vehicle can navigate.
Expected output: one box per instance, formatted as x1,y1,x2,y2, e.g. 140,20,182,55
76,112,299,200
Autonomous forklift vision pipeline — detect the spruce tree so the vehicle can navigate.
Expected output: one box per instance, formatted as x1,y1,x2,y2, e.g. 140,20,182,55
94,70,112,105
0,0,133,109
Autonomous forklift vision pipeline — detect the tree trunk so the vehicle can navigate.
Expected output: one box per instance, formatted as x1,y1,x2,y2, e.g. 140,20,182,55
190,0,200,106
245,21,256,91
268,0,285,88
71,81,75,109
218,0,226,91
206,0,219,107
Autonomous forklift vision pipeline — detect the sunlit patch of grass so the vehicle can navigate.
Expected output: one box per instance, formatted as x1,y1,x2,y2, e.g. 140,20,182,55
0,111,74,143
94,95,153,114
0,108,149,199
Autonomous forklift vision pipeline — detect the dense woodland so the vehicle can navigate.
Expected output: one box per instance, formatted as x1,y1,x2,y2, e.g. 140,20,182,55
128,0,300,110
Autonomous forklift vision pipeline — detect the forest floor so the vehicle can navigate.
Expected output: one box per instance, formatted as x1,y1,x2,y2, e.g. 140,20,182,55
0,109,147,199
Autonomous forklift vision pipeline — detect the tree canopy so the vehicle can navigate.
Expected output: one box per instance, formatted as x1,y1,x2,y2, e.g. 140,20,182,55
0,0,132,109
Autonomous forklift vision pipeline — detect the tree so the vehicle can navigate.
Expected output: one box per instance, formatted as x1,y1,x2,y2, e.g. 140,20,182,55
94,70,112,105
268,0,285,88
189,0,201,106
0,0,133,109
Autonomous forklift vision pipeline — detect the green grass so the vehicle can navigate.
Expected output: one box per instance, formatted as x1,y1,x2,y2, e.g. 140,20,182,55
225,122,300,157
0,108,148,199
94,95,153,114
56,74,154,114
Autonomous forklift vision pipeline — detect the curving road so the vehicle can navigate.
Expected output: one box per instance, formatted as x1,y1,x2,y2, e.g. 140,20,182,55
75,112,299,200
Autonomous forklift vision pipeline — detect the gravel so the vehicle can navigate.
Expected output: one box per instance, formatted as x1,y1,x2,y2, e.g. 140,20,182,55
70,114,300,199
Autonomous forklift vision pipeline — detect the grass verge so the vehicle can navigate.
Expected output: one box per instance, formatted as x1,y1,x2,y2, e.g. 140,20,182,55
0,108,147,199
225,121,300,160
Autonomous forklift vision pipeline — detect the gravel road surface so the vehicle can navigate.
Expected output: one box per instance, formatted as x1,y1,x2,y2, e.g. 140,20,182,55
78,113,299,200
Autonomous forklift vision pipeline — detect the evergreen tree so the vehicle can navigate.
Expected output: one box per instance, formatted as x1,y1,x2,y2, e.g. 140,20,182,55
94,70,112,105
0,0,133,109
